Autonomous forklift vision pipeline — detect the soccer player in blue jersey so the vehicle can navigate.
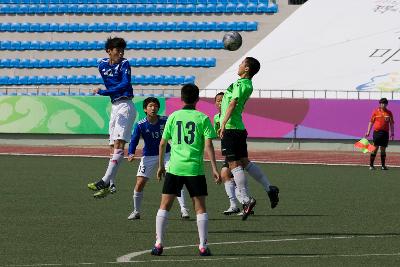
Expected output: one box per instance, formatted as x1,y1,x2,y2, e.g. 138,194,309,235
127,97,190,220
88,37,136,198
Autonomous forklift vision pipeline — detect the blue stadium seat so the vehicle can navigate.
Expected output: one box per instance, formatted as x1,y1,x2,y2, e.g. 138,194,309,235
39,23,50,32
11,41,20,50
195,39,206,49
165,3,175,13
153,75,164,85
56,75,67,84
185,39,196,49
206,57,216,67
20,22,29,32
226,21,237,31
10,22,20,32
0,76,8,85
0,23,11,31
246,2,257,12
155,57,166,66
184,75,195,84
175,75,185,85
175,57,185,66
196,57,206,67
9,58,19,68
225,3,235,12
30,59,40,68
163,75,174,85
155,4,165,13
47,75,58,84
49,22,59,31
165,57,176,66
185,57,195,66
247,21,257,31
132,74,145,84
156,40,166,49
0,59,10,68
78,23,89,32
215,3,225,12
0,40,11,50
165,21,176,31
77,58,88,67
58,23,68,32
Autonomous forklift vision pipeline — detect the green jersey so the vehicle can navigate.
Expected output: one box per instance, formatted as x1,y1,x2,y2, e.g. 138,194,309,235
162,106,217,176
220,78,253,130
213,113,221,133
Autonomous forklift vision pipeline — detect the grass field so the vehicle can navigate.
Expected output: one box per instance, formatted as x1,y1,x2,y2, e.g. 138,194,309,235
1,155,400,266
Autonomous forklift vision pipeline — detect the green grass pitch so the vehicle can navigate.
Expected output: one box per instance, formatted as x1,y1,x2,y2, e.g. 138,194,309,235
1,155,399,266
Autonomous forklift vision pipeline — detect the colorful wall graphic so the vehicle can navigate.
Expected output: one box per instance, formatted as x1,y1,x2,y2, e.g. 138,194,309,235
0,96,398,140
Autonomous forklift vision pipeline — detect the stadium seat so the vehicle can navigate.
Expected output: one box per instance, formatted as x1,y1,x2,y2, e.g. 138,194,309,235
10,58,20,67
246,3,257,12
153,75,164,85
247,21,257,31
206,57,216,67
184,75,195,83
165,57,176,66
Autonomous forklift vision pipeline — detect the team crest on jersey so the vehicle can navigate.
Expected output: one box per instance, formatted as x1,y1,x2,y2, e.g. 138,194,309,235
103,69,113,77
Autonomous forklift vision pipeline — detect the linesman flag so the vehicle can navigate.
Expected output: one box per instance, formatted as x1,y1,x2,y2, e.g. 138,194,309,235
354,138,376,153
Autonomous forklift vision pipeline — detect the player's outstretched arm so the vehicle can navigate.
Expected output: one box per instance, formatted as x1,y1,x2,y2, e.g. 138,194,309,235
219,99,237,139
157,138,167,182
205,139,221,184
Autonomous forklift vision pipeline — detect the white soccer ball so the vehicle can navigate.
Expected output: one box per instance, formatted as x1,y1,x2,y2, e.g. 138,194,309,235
223,31,243,51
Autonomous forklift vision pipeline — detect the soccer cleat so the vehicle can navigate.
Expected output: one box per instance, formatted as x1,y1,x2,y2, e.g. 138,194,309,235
88,180,108,191
127,211,140,220
242,197,256,221
237,210,254,216
93,187,111,198
369,166,376,170
381,166,389,170
267,186,280,209
181,208,190,219
110,184,117,194
151,244,163,256
199,247,212,256
223,207,240,215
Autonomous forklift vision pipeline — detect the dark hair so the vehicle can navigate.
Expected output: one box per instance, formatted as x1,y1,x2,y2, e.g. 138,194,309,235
181,83,199,104
244,57,260,78
105,37,127,51
214,92,224,101
143,97,160,110
379,98,388,104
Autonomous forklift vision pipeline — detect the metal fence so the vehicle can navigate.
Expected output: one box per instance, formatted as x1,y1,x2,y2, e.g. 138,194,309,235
0,86,399,99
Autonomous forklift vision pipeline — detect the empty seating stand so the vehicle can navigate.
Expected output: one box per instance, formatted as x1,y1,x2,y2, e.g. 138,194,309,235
0,21,258,32
0,3,278,14
0,57,216,68
0,75,196,85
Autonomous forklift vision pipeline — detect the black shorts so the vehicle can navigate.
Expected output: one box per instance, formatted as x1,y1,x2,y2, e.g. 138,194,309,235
221,129,248,161
373,130,389,147
163,173,208,198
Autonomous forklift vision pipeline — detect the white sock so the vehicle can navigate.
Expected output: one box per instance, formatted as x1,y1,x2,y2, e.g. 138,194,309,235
231,166,250,204
155,209,169,246
101,149,124,185
177,189,187,211
224,180,238,208
196,213,208,249
133,190,143,212
245,161,271,192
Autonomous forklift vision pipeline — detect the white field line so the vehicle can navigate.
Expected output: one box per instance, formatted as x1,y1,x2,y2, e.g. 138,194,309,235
4,235,400,267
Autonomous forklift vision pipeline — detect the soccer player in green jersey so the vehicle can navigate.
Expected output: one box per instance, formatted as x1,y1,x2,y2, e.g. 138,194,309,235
214,92,241,215
151,84,221,257
219,57,280,221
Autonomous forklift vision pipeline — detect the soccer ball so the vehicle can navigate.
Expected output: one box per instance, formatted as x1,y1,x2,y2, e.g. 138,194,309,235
223,31,242,51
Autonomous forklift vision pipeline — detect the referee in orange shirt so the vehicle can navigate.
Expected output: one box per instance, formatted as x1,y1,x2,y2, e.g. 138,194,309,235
365,98,395,170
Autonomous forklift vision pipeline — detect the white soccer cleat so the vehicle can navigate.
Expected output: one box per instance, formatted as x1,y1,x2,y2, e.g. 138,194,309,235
127,211,140,220
222,207,240,215
181,208,190,219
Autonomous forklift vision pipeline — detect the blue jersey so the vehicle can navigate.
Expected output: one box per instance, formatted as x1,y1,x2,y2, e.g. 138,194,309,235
97,58,134,103
128,116,171,157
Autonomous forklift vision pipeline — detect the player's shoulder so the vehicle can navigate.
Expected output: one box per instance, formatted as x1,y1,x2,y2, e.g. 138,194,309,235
98,58,109,66
159,115,168,122
137,117,147,125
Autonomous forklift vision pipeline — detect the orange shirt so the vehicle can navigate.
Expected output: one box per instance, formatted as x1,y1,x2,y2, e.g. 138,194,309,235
370,108,394,132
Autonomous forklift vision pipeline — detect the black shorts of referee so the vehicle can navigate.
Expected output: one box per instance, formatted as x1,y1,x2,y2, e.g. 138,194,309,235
373,130,389,147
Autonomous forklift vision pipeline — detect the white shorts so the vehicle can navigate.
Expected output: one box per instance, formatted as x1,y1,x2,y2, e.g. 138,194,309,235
137,153,170,179
109,99,136,144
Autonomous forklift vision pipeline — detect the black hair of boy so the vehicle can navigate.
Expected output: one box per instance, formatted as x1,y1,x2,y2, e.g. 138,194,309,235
143,97,161,110
181,84,199,105
245,57,261,78
105,37,127,50
214,92,224,101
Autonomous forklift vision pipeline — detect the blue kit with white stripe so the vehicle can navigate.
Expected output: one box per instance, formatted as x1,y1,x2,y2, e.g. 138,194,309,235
128,116,171,157
97,58,134,103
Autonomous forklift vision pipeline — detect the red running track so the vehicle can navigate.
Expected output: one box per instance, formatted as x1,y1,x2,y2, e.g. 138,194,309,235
1,145,399,166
